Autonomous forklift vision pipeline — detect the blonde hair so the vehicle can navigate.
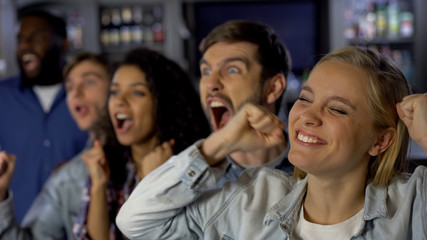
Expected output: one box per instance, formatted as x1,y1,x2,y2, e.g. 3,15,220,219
294,46,410,186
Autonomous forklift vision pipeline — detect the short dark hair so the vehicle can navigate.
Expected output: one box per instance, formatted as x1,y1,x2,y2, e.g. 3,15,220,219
202,20,291,112
121,48,210,153
18,8,67,39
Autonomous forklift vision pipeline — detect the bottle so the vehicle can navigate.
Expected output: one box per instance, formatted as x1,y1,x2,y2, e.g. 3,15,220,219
143,7,154,44
400,11,414,37
129,6,143,44
375,2,387,38
387,0,400,38
152,5,164,43
120,7,132,45
109,8,121,46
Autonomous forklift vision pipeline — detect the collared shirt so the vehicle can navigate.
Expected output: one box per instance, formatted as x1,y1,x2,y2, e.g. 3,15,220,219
116,143,427,239
0,149,88,239
0,76,88,223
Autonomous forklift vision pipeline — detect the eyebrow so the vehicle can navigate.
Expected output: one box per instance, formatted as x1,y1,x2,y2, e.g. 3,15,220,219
110,82,148,87
301,86,356,110
81,71,104,79
65,71,103,83
199,57,250,69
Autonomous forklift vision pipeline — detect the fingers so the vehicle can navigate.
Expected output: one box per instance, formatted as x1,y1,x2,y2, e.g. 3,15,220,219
246,104,286,134
93,140,102,148
83,140,106,166
152,140,174,160
140,140,175,177
82,140,109,183
0,151,16,177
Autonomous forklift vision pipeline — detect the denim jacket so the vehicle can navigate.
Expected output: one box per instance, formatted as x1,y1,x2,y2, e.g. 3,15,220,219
0,151,88,239
116,143,427,240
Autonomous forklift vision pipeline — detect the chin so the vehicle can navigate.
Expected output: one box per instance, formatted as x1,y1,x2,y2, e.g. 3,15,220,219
76,121,92,132
116,136,133,147
289,152,311,168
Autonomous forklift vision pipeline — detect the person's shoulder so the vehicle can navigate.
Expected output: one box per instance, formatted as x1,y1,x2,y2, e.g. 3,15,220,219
406,165,427,184
246,167,296,188
0,76,20,88
386,166,427,198
47,152,89,186
396,165,427,183
205,167,297,206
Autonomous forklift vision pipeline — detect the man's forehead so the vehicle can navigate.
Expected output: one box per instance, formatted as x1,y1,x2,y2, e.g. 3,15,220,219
201,41,259,65
19,16,51,33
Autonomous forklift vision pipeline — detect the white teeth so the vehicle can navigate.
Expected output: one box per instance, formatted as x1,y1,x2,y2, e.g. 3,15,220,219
116,113,129,120
298,133,318,143
22,54,37,62
210,101,224,108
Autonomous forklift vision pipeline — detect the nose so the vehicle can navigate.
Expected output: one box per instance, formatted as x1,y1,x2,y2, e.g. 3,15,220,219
17,36,33,53
69,84,83,98
202,71,223,93
300,106,322,127
110,92,127,107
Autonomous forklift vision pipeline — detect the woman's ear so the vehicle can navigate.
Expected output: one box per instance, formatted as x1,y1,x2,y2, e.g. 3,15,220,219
264,73,286,104
368,127,396,156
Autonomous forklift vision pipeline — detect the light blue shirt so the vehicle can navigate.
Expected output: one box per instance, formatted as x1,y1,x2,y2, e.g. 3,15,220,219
0,150,88,239
116,143,427,239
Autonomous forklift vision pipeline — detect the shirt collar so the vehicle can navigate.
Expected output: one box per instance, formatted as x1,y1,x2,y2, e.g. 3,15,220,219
264,177,307,234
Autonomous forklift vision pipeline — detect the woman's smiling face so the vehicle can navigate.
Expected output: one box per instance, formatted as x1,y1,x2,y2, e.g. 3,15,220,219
108,65,156,147
288,60,380,179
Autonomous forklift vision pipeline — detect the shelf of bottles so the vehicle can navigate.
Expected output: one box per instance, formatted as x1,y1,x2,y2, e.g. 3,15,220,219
344,0,415,83
99,5,164,54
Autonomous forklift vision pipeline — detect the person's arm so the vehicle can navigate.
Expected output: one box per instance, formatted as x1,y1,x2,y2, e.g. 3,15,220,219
0,156,75,239
397,93,427,153
82,140,110,240
116,103,285,239
0,151,16,202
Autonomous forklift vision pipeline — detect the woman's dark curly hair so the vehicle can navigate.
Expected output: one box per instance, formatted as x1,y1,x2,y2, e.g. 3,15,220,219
121,48,210,153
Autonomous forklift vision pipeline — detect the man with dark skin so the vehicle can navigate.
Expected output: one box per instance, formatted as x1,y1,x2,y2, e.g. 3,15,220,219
0,9,87,223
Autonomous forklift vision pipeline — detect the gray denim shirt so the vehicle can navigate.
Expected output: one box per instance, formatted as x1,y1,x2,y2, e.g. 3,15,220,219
116,143,427,240
0,151,88,239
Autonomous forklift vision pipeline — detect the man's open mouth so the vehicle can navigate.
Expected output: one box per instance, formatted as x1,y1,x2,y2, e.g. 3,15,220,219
74,104,89,117
209,100,232,130
21,53,40,73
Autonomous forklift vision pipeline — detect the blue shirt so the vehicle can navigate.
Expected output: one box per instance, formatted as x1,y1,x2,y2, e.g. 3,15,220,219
0,76,88,223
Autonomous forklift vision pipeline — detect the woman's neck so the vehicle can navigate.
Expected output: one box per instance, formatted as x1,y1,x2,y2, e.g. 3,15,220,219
303,166,368,225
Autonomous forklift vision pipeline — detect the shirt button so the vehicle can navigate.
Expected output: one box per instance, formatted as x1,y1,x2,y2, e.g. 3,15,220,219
188,170,196,177
43,139,51,147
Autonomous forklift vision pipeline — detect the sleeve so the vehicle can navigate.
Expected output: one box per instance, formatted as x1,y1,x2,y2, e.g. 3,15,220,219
0,173,68,239
116,141,229,239
0,191,32,239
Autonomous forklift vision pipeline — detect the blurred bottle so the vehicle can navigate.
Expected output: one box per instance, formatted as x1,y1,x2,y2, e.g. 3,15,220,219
375,2,387,38
100,9,111,46
132,6,144,44
364,2,376,40
120,7,132,45
144,7,154,44
67,10,83,50
400,11,414,37
109,8,121,45
387,0,400,38
153,5,164,43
